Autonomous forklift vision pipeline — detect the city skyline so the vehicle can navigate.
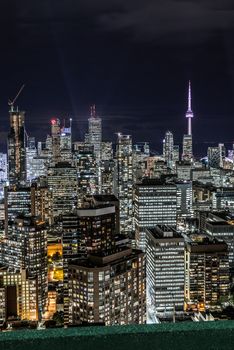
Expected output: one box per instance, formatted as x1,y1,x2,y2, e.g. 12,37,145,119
1,81,234,157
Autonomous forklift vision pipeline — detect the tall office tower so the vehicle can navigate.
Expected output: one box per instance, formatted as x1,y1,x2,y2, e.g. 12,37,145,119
173,145,180,162
145,226,185,322
60,118,72,162
31,183,53,225
218,143,226,168
74,145,98,207
101,141,113,160
88,105,102,160
164,131,174,168
48,162,78,220
185,233,230,312
116,133,133,236
26,137,37,181
134,179,177,250
4,186,31,234
132,143,149,182
8,108,27,185
27,156,47,182
51,118,61,164
100,160,116,195
4,216,48,316
182,81,194,162
207,146,221,168
42,134,53,159
0,153,8,183
176,181,193,220
0,268,39,322
68,247,146,325
182,135,193,162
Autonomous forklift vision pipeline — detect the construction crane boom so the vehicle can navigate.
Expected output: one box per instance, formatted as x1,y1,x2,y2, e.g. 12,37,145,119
8,84,25,111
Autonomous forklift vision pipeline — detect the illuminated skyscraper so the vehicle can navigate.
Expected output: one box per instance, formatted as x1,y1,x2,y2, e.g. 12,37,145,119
7,108,26,185
116,133,133,236
88,105,102,160
3,216,48,317
51,118,61,164
164,131,174,168
146,226,185,320
0,153,8,183
48,162,78,220
134,179,177,250
182,81,194,162
60,118,72,162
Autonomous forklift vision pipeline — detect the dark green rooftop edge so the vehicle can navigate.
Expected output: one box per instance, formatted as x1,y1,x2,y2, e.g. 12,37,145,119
0,321,234,350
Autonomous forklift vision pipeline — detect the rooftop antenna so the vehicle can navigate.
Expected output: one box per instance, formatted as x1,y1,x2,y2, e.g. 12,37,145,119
90,104,96,118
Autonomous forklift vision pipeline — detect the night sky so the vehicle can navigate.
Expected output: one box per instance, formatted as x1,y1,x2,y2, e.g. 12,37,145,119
1,1,234,156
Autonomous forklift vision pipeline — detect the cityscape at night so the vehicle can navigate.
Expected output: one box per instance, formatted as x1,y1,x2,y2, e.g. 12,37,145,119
1,1,234,349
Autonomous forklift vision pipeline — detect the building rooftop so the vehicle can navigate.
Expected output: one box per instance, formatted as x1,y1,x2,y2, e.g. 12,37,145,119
146,225,183,240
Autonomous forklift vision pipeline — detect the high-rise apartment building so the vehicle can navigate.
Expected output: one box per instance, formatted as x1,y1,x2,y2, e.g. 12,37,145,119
3,216,48,316
0,268,39,322
185,233,230,312
68,247,146,325
116,133,133,236
205,212,234,275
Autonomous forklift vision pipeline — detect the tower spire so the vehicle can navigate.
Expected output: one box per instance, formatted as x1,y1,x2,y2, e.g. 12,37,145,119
188,80,192,112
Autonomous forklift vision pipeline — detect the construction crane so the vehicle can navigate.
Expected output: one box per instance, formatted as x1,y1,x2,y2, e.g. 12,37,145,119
8,84,25,112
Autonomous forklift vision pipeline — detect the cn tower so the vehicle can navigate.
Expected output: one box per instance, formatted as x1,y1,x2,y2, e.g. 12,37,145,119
186,81,194,135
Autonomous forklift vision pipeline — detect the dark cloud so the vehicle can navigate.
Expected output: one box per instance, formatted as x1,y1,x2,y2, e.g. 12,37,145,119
0,1,234,155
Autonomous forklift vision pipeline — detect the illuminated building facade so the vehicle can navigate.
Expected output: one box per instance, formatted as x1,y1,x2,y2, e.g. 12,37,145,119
4,187,31,234
176,181,193,219
164,131,174,169
51,118,61,164
68,247,146,325
63,203,119,323
134,179,177,250
116,133,133,236
0,268,39,322
60,119,72,162
8,109,26,185
48,162,78,219
145,226,185,319
205,212,234,275
2,216,47,316
88,105,102,160
31,183,53,225
185,233,230,311
0,153,8,183
74,145,98,207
